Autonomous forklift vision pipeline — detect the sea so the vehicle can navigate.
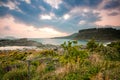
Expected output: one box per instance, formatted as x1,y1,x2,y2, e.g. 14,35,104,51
0,38,108,50
28,38,88,45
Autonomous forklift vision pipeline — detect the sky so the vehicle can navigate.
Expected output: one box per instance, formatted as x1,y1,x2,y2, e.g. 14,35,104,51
0,0,120,38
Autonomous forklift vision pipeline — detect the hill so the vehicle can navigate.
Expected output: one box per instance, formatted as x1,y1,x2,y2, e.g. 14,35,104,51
53,28,120,41
52,33,78,39
0,38,43,47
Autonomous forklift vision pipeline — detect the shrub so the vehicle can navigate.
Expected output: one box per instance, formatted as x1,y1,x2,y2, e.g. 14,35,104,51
63,72,80,80
40,50,57,56
2,69,28,80
87,39,98,51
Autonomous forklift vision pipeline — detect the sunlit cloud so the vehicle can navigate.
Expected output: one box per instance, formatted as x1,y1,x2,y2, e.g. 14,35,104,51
40,14,52,20
0,16,67,38
79,20,86,25
63,14,70,20
83,8,89,13
44,0,62,9
0,1,19,10
25,0,31,4
0,0,120,38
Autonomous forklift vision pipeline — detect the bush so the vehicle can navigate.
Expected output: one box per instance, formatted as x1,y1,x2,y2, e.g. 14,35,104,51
107,41,120,53
40,50,57,56
87,39,98,51
2,69,28,80
45,62,55,73
63,72,80,80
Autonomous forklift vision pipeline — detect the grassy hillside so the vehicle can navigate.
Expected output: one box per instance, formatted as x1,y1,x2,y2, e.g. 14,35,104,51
0,40,120,80
76,28,120,40
53,28,120,41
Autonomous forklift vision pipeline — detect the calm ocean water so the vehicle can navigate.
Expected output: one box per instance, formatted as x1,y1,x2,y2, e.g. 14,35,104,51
28,38,88,45
0,38,88,50
0,38,109,50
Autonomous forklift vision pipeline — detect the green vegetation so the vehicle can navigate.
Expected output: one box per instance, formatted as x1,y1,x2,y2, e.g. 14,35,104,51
0,38,43,47
53,28,120,41
0,40,120,80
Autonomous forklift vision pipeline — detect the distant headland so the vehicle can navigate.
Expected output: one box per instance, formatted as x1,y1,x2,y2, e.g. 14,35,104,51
53,28,120,41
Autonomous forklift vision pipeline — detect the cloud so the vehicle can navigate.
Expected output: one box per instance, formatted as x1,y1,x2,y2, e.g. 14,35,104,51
4,26,11,31
53,0,102,17
30,0,52,13
0,0,120,38
63,14,70,20
83,8,90,13
79,20,86,25
0,0,19,10
95,10,120,26
69,7,101,24
40,13,56,20
40,14,52,20
39,6,46,11
104,0,120,9
44,0,62,9
63,0,103,8
0,16,67,38
25,0,31,4
18,1,41,16
108,12,119,16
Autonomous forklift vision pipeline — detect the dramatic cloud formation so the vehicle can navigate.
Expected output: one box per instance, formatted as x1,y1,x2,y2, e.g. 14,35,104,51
0,0,120,38
0,16,67,38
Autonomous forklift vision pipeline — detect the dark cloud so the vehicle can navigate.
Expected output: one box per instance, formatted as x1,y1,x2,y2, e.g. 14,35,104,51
0,0,119,34
63,0,103,7
4,26,11,31
84,12,101,23
104,0,120,9
0,0,52,26
0,0,8,3
108,12,119,16
54,0,103,17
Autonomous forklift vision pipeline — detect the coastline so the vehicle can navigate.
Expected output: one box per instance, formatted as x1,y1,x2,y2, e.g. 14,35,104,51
0,38,112,50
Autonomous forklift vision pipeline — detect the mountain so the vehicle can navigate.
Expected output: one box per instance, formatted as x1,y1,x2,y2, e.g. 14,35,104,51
53,28,120,41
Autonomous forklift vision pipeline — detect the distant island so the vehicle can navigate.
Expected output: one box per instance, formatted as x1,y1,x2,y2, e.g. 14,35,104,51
53,28,120,41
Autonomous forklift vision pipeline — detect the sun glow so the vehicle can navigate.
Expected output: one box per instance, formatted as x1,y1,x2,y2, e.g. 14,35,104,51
0,16,67,38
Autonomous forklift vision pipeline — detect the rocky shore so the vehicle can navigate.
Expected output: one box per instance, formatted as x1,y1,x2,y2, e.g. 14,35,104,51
0,38,43,47
0,38,59,50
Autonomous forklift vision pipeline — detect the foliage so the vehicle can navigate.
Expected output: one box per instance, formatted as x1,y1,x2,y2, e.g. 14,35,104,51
2,69,28,80
0,40,120,80
86,38,98,51
107,40,120,53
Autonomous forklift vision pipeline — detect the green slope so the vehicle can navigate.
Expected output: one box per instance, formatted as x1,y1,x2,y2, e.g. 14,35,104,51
53,28,120,40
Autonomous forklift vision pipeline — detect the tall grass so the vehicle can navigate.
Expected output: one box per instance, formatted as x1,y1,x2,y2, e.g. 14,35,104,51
0,40,120,80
